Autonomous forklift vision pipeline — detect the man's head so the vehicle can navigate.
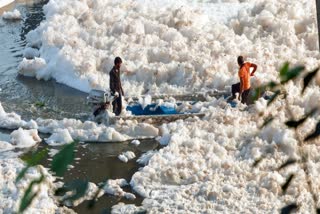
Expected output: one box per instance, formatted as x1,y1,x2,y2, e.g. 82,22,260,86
237,56,244,67
114,57,122,69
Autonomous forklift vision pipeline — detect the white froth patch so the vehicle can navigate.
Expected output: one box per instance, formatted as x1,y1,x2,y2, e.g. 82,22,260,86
129,98,320,212
23,47,40,59
0,102,159,143
118,151,136,163
18,57,46,78
131,140,140,146
112,203,145,214
21,0,319,96
60,182,104,207
0,103,36,130
0,157,62,213
10,128,41,148
104,179,136,200
0,141,14,151
137,150,157,166
2,9,22,20
46,129,74,146
37,118,159,143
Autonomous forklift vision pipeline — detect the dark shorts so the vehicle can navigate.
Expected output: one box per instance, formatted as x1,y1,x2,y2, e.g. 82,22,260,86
232,83,251,104
112,94,122,116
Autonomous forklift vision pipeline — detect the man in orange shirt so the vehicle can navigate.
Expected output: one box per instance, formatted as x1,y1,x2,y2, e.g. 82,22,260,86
231,56,258,104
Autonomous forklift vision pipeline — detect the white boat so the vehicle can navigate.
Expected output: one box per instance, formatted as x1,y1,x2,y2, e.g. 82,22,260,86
0,0,14,9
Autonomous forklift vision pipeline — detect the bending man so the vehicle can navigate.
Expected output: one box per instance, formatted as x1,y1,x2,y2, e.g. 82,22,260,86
109,57,124,116
231,56,257,104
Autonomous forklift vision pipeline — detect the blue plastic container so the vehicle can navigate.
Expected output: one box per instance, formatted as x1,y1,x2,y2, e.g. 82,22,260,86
127,103,178,116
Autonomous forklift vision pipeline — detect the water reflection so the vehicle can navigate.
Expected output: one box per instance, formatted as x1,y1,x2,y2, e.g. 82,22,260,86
20,0,48,41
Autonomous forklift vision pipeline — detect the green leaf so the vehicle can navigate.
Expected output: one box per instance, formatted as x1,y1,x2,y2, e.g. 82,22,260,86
16,148,48,183
23,148,48,166
304,121,320,142
251,87,265,102
16,167,30,183
285,117,308,129
282,174,295,194
267,90,281,106
280,203,298,214
278,159,297,170
280,62,290,78
280,65,305,84
267,81,279,89
285,109,317,129
253,157,264,167
260,116,274,128
51,141,76,176
19,175,44,213
55,180,89,203
35,101,45,108
136,211,147,214
302,68,319,94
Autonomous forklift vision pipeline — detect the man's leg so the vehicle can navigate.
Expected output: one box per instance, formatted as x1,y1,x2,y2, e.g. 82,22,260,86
112,99,118,115
241,89,251,104
232,83,240,99
116,94,122,116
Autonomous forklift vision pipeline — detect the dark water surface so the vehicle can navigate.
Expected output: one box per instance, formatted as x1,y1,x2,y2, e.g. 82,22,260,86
0,130,159,213
39,139,158,214
0,2,159,213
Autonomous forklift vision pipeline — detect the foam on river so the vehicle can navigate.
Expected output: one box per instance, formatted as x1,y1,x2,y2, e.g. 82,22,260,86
6,0,320,212
19,0,319,95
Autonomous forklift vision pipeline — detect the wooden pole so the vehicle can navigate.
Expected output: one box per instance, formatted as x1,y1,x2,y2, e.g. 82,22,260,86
317,0,320,51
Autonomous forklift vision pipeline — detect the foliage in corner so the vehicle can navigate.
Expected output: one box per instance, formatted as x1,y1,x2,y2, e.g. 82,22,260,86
17,141,89,213
253,63,320,213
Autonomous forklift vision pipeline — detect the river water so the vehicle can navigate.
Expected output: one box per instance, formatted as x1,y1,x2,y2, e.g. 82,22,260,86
0,1,159,213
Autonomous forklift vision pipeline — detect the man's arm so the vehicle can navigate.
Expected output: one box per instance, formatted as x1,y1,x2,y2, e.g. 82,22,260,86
250,63,258,76
118,71,124,96
110,71,116,94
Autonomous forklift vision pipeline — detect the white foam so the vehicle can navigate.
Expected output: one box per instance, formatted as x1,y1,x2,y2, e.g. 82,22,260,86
10,128,41,148
0,157,63,213
2,9,22,20
0,141,14,152
46,128,73,146
118,151,136,163
18,57,47,78
129,96,320,212
21,0,320,97
2,0,320,212
0,102,159,143
0,103,34,130
23,47,40,59
137,150,157,166
59,182,104,207
131,140,140,146
112,203,144,214
104,179,136,200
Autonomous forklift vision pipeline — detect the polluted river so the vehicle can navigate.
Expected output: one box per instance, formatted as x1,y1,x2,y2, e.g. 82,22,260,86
1,0,320,213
